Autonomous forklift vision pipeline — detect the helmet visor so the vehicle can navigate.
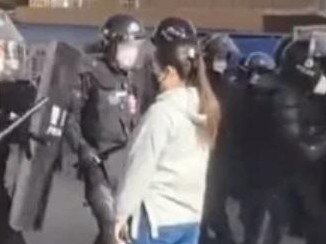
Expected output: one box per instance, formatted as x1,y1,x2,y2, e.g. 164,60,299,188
0,39,25,80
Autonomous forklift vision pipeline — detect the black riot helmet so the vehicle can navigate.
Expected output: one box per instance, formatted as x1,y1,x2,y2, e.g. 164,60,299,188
152,17,197,46
280,39,326,93
241,52,276,89
273,35,292,68
101,14,146,42
100,14,147,71
202,33,241,74
243,52,276,74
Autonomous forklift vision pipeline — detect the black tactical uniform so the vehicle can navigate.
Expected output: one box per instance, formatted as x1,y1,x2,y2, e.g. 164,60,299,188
64,14,155,244
235,52,291,244
273,38,326,244
0,80,36,244
201,34,242,244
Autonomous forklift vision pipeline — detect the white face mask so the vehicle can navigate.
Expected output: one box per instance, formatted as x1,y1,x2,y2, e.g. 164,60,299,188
116,40,143,70
313,74,326,95
212,58,227,74
249,73,261,86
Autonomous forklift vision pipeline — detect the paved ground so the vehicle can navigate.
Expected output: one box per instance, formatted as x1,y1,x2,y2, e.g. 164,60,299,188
22,173,306,244
25,173,97,244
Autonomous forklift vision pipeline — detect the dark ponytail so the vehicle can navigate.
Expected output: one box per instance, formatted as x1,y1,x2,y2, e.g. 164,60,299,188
190,53,221,148
193,56,221,148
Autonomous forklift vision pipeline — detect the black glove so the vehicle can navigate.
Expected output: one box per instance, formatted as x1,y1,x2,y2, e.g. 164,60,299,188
78,144,101,169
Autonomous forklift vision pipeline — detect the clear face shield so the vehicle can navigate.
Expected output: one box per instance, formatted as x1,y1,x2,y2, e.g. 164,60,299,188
293,28,326,94
0,39,25,81
304,32,326,95
115,39,144,71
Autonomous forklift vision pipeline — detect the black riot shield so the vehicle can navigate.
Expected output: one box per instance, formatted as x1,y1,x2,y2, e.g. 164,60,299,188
9,41,82,231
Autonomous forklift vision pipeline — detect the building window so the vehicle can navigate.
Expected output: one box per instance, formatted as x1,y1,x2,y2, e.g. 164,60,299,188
29,0,86,8
120,0,140,9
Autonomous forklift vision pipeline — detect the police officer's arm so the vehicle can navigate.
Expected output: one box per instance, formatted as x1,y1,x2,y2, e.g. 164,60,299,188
115,104,173,223
274,93,326,162
64,73,94,155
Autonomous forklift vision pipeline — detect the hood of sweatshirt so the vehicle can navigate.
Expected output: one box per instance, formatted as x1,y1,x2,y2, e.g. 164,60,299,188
156,86,207,125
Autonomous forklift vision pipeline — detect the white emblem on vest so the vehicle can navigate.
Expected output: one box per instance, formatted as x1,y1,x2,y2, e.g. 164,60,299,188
107,90,128,106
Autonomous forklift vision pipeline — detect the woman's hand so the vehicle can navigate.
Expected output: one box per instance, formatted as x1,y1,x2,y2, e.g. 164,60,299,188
113,219,130,244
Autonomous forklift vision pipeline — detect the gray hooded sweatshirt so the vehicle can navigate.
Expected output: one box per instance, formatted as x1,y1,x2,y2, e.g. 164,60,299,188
116,86,210,238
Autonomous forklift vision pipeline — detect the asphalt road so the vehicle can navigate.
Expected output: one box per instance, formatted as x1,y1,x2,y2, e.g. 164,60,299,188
22,173,306,244
25,173,97,244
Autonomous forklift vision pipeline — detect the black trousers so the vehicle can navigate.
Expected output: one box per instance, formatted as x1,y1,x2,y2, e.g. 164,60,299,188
285,166,326,244
83,163,115,244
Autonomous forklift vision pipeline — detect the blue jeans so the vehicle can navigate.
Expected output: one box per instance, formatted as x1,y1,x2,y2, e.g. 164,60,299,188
133,209,200,244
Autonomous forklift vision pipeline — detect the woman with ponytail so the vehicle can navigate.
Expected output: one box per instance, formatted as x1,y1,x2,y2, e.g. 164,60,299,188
113,17,221,244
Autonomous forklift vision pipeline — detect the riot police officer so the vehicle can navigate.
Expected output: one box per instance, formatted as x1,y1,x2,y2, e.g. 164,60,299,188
0,80,35,244
207,51,281,244
0,12,32,244
236,52,287,244
64,14,155,244
201,33,242,244
274,35,326,244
